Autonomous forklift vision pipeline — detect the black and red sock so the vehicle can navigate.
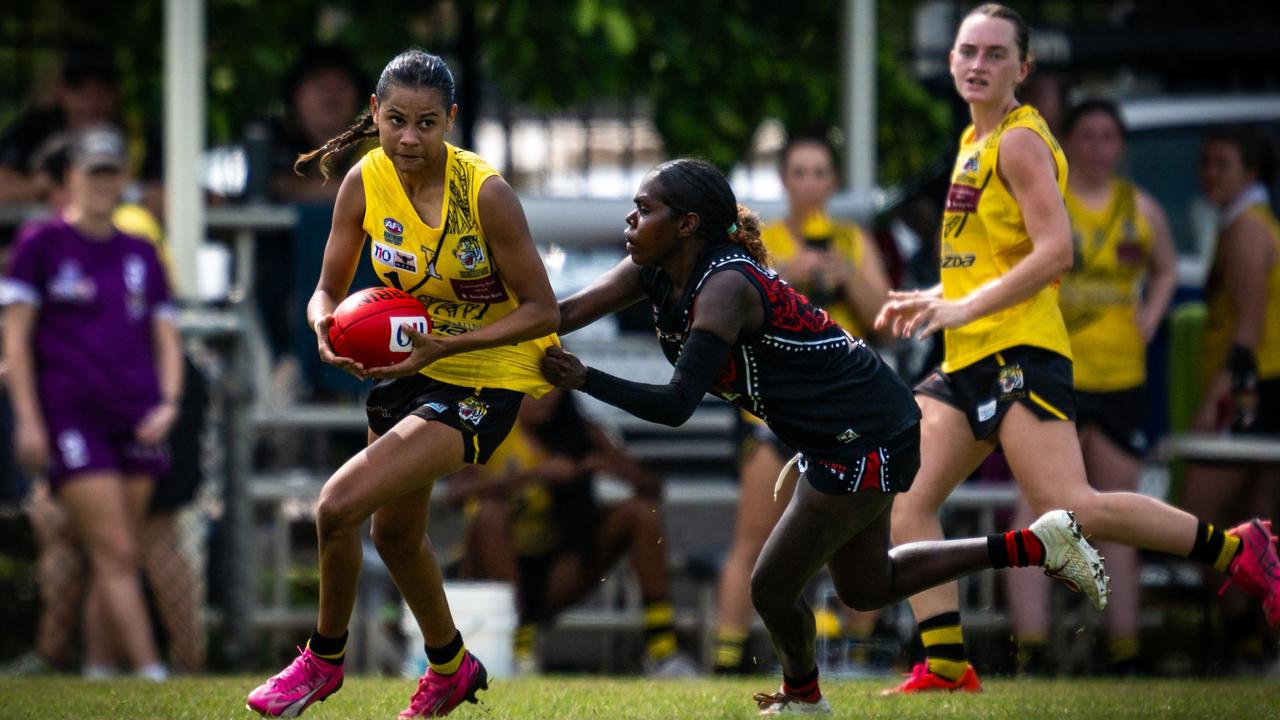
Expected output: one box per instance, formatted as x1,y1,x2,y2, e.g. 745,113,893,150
988,529,1045,569
783,666,821,703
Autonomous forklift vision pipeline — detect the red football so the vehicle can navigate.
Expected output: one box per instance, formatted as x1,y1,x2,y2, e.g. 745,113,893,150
328,287,431,368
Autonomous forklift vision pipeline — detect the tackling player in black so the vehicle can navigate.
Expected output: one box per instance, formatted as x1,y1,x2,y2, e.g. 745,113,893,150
539,158,1107,716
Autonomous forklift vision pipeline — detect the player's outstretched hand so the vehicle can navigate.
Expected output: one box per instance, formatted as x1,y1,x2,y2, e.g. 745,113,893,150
366,323,447,379
874,287,971,339
540,346,587,389
314,314,368,379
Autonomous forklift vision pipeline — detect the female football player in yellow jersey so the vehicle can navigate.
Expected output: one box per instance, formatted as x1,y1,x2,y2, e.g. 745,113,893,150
1182,127,1280,662
713,133,891,674
875,4,1279,693
1003,99,1176,675
246,49,559,719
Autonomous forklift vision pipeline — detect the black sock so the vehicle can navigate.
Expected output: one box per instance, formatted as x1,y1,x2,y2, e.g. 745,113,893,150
307,628,348,666
1187,521,1243,572
426,631,466,675
987,529,1046,569
783,666,821,702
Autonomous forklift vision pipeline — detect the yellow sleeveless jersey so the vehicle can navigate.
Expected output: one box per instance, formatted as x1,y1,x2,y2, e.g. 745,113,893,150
1202,203,1280,383
939,104,1072,373
761,218,870,338
361,144,558,395
1059,180,1153,391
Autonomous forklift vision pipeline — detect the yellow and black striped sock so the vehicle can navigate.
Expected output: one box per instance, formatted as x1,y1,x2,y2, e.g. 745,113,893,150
919,612,968,682
643,599,677,662
426,631,467,676
1187,522,1243,572
307,628,348,666
514,623,536,663
1015,635,1047,675
846,626,873,665
713,627,748,674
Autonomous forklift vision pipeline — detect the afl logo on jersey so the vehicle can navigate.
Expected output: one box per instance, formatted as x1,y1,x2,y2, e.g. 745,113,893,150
383,218,404,246
962,152,980,174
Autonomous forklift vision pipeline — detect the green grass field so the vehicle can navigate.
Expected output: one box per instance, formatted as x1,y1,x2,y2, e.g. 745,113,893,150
3,675,1279,719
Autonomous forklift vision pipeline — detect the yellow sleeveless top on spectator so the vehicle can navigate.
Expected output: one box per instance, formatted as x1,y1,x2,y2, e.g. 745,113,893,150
1059,179,1153,391
760,217,871,339
1202,203,1280,383
361,143,558,396
939,104,1072,373
474,428,561,557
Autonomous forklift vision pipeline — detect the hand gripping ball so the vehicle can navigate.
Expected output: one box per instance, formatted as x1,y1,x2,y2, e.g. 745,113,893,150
328,287,431,368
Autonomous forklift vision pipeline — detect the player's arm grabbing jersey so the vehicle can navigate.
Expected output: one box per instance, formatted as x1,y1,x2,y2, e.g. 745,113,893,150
939,105,1073,372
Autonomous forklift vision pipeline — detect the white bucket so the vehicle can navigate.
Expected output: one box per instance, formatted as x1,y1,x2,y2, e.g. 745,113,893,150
401,581,517,679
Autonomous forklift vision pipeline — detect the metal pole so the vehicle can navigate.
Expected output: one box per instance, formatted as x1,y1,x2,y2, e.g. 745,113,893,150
164,0,204,300
842,0,877,191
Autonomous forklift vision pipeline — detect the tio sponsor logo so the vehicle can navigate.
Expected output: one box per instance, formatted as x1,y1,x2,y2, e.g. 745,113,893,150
389,316,429,351
373,241,396,265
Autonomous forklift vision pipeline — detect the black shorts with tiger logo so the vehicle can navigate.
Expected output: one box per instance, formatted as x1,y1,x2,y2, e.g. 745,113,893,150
366,375,524,464
915,345,1076,441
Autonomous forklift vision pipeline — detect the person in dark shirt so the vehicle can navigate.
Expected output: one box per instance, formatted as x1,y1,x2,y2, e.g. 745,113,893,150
0,46,124,205
540,158,1108,715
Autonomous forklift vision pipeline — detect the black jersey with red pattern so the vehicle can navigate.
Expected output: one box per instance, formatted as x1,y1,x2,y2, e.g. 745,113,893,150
638,243,919,461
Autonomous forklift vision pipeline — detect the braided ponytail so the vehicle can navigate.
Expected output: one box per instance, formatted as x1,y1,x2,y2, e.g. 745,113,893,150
728,204,769,267
294,111,377,181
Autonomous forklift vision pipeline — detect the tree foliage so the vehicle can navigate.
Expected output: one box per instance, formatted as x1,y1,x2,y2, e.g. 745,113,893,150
479,0,844,171
478,0,951,184
2,0,950,186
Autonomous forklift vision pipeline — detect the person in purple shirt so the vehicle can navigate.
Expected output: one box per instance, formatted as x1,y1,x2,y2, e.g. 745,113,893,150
1,125,182,681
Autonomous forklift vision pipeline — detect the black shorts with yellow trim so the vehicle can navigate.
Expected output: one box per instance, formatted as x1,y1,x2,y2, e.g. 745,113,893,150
915,345,1076,441
1076,386,1148,458
366,375,524,464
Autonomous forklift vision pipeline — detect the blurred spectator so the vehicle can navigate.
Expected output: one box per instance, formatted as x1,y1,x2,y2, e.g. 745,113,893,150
1017,72,1067,135
448,389,698,676
1003,100,1177,675
248,45,373,400
262,44,368,204
0,125,181,680
763,134,891,342
3,127,211,675
1181,126,1280,668
712,133,890,675
26,132,164,245
0,46,138,206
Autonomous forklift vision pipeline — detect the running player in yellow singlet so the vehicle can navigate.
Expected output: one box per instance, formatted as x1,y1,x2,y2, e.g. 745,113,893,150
1003,99,1176,675
246,50,559,719
875,4,1280,693
1182,127,1280,664
713,133,892,675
